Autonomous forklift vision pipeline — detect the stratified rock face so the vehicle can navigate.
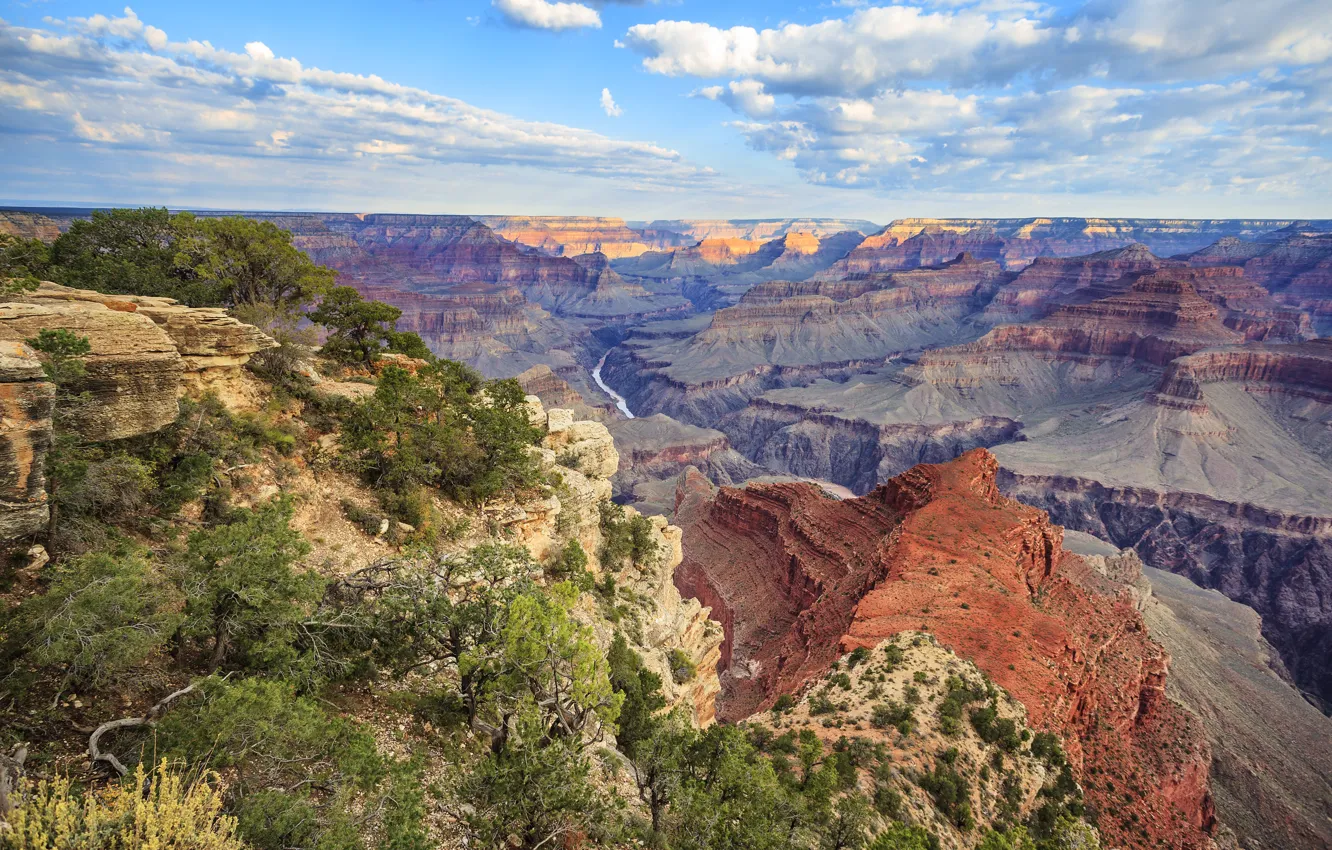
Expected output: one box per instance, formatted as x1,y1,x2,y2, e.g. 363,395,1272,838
0,300,183,441
23,283,278,396
601,255,1011,424
980,243,1168,323
824,218,1315,275
675,450,1216,850
477,216,657,259
0,211,62,241
1001,470,1332,712
719,398,1021,495
1188,227,1332,333
608,413,764,515
962,272,1243,367
1152,339,1332,412
0,341,53,541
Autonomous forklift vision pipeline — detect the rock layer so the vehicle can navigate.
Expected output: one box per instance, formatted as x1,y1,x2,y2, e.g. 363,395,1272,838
0,341,53,541
674,449,1216,849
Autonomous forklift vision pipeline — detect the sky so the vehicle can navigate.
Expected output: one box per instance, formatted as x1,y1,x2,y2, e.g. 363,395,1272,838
1,0,1331,221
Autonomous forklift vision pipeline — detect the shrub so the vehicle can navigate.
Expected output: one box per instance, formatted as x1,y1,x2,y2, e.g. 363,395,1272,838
7,552,182,697
599,502,659,568
870,701,914,735
2,760,245,849
668,648,697,684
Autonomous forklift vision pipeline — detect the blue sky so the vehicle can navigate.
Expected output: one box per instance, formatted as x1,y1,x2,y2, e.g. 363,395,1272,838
2,0,1330,219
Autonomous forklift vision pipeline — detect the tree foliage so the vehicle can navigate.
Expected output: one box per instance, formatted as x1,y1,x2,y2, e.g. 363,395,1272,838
6,552,182,698
176,497,322,673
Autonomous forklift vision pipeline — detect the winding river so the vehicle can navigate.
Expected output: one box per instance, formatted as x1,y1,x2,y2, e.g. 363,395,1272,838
593,352,635,419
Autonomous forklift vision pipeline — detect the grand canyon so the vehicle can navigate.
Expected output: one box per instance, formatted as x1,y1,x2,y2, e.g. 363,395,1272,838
5,207,1330,850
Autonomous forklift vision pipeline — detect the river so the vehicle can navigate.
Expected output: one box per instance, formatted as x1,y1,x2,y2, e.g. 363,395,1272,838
593,352,634,419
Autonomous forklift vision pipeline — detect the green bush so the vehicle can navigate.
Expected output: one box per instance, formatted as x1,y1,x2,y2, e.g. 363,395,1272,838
6,552,181,697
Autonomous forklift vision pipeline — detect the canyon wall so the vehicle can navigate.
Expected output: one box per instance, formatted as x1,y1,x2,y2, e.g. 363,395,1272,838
1001,470,1332,710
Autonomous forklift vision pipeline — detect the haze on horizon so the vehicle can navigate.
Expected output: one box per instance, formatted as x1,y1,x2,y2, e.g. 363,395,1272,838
2,0,1331,220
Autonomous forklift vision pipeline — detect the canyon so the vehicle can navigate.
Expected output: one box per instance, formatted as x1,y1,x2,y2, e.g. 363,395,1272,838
8,207,1332,847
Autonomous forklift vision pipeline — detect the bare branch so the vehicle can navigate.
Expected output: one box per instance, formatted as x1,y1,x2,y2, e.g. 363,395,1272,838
87,683,198,776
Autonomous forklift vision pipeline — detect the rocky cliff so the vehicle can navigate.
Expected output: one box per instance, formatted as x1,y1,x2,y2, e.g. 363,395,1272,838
674,450,1217,849
513,398,724,724
0,341,53,541
0,283,275,543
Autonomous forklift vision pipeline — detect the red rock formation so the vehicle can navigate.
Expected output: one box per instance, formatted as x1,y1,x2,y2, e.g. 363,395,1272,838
675,450,1216,850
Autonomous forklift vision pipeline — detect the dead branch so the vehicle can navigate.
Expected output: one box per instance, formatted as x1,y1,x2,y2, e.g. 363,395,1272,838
87,683,197,776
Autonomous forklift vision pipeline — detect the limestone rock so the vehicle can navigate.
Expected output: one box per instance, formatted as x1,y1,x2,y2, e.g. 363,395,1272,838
541,413,618,478
0,341,53,541
21,283,276,399
0,300,182,441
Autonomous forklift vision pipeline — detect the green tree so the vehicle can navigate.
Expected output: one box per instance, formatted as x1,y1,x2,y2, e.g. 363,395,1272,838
870,823,940,850
308,286,404,365
473,582,623,750
153,677,384,850
0,232,49,294
463,704,608,850
194,216,334,311
176,497,322,672
341,364,540,507
607,633,667,757
6,552,182,701
26,329,93,545
47,208,223,305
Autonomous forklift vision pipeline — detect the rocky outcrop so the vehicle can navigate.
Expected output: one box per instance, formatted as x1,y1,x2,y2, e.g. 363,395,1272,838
0,283,275,442
0,341,53,541
1000,469,1332,711
507,399,723,724
675,450,1217,849
0,299,182,441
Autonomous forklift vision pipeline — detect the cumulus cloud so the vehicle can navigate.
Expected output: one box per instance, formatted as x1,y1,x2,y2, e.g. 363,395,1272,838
492,0,602,31
0,9,714,207
624,0,1332,201
600,87,622,116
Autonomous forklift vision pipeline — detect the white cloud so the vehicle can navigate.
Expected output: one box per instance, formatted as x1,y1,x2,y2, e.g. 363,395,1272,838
622,0,1332,200
0,10,715,205
600,87,622,116
493,0,602,31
